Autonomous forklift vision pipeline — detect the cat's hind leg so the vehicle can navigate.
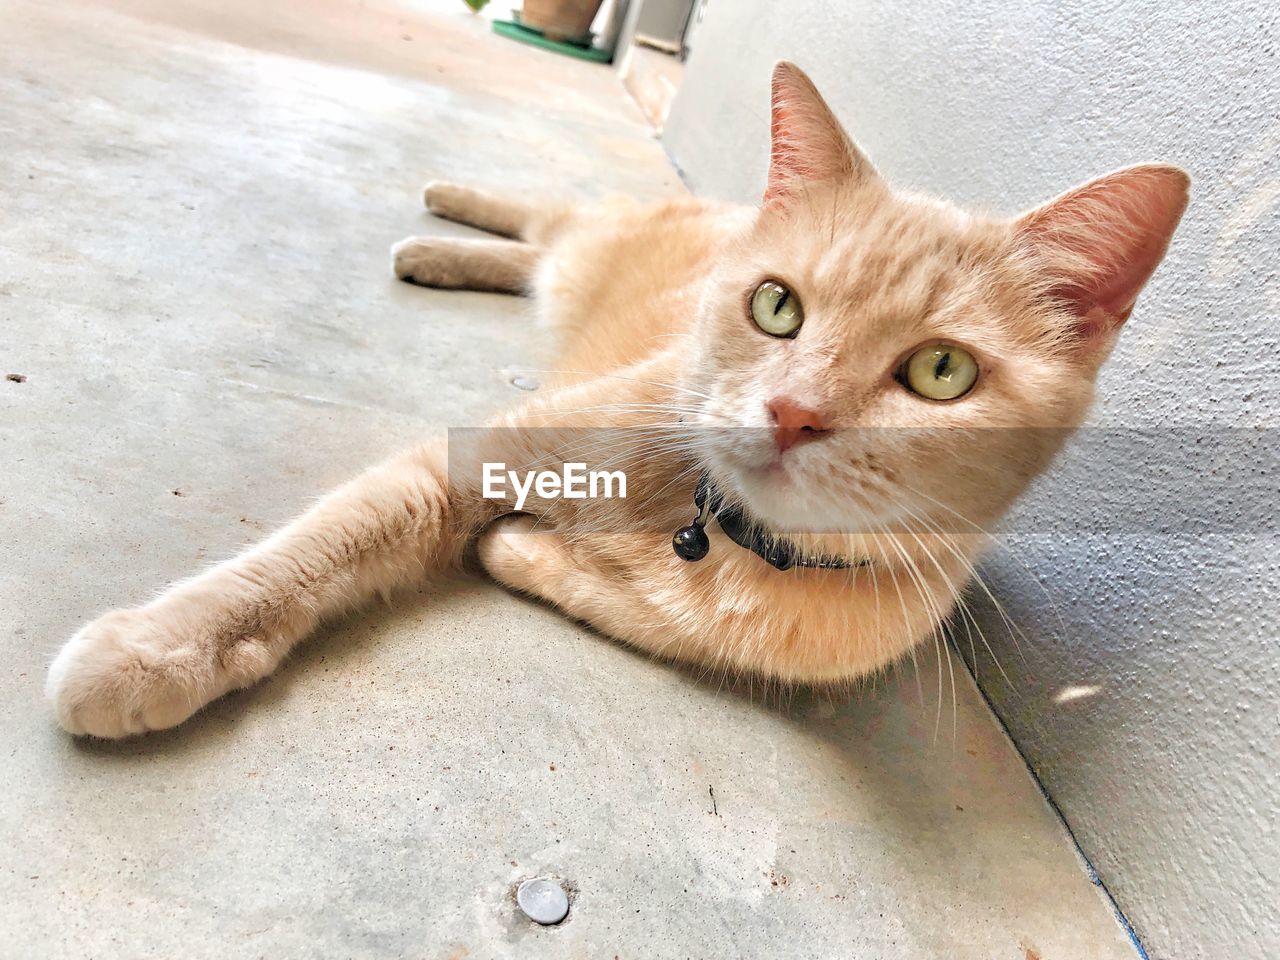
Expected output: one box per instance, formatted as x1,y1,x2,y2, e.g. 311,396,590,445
423,181,550,240
392,236,539,294
400,183,574,293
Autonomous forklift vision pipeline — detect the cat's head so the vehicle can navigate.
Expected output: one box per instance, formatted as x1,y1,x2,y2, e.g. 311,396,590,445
689,62,1188,549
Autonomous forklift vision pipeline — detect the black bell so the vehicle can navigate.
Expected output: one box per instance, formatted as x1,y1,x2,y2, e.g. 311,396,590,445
672,523,710,562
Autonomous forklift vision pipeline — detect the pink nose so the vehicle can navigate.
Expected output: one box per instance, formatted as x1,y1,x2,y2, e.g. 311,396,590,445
767,397,830,453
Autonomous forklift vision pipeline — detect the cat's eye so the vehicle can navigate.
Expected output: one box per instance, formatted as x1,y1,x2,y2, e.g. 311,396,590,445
902,343,979,401
751,280,804,338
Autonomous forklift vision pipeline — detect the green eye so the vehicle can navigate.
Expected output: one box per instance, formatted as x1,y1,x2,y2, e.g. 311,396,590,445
751,280,804,337
903,344,979,400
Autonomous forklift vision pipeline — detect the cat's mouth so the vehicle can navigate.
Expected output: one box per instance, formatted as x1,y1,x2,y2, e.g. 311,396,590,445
683,414,849,531
708,452,841,534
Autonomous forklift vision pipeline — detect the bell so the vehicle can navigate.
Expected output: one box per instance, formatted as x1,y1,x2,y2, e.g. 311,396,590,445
672,523,710,562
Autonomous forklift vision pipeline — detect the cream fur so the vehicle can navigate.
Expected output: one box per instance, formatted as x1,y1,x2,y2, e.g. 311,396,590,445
46,62,1189,738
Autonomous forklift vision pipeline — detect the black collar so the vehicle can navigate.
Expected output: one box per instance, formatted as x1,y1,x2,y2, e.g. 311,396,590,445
671,471,858,571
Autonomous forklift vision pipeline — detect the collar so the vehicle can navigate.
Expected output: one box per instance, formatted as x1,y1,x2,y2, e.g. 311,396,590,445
671,471,859,571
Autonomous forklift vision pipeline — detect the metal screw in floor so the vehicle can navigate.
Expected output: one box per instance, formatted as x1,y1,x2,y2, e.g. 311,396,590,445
517,878,570,926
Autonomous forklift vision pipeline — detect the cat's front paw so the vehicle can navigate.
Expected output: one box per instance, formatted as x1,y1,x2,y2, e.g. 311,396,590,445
46,606,239,738
478,515,569,595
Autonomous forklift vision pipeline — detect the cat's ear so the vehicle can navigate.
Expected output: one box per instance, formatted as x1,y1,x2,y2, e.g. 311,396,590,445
1015,164,1190,356
764,61,877,208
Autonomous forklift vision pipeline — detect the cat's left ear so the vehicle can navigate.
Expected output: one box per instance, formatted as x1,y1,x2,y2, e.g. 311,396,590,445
1014,164,1190,359
764,61,878,208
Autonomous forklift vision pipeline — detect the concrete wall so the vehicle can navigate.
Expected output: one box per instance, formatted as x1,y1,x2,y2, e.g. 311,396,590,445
662,2,1280,958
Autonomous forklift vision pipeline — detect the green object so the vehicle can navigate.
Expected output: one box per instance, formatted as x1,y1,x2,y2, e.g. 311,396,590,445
463,0,490,11
492,15,613,63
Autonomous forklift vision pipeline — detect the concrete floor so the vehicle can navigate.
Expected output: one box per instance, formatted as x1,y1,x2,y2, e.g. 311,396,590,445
0,1,1140,956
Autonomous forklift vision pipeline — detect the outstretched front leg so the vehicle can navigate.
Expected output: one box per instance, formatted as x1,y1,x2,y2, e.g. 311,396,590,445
46,368,666,737
46,442,490,738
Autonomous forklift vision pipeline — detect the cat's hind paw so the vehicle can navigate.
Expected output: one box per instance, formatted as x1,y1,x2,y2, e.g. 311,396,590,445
392,236,462,288
422,180,467,218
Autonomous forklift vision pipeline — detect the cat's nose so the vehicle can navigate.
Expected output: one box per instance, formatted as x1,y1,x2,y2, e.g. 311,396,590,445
767,397,830,453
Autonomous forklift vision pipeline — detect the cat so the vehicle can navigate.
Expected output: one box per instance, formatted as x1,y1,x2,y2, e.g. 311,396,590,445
46,62,1189,738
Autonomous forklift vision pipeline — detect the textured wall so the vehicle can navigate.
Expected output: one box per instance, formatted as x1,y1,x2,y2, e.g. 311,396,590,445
663,2,1280,958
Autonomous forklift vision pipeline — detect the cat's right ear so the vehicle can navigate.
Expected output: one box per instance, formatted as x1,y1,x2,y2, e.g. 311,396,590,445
764,61,877,208
1014,164,1190,359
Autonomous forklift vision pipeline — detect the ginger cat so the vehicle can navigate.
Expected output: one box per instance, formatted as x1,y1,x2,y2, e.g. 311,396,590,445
46,63,1189,738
